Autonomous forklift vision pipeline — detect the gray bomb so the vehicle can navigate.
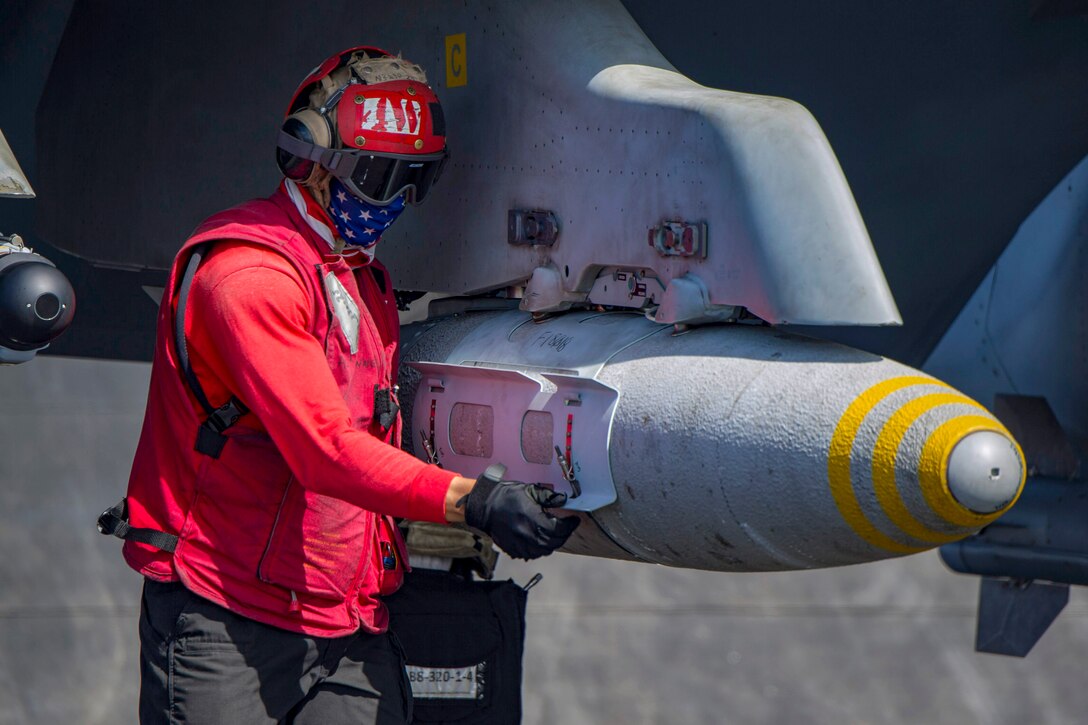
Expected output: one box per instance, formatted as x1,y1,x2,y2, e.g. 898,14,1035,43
400,310,1025,572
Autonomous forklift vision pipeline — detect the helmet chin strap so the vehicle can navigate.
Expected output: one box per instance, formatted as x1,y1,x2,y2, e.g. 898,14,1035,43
303,168,332,209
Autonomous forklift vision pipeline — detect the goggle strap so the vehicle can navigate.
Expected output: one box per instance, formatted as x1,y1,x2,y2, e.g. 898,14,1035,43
277,131,350,172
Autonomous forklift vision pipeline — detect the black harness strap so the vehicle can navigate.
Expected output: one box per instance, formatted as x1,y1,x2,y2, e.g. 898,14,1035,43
97,242,252,552
97,498,178,552
175,243,250,459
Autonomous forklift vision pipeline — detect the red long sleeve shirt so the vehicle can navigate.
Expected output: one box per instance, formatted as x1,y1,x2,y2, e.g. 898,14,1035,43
184,239,454,523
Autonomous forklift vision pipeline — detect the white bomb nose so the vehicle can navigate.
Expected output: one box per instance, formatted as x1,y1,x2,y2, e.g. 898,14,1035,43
946,430,1025,514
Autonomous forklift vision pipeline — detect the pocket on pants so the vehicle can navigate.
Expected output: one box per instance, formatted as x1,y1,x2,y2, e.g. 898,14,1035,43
140,579,195,645
389,631,414,725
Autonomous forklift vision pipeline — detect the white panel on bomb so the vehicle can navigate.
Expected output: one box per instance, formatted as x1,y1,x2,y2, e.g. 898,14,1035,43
409,361,620,510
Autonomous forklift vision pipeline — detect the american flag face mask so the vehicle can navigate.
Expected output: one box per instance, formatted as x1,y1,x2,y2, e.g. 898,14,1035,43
326,178,406,247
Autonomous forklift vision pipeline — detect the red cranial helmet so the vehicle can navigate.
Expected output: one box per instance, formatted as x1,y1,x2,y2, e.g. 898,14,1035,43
276,46,448,206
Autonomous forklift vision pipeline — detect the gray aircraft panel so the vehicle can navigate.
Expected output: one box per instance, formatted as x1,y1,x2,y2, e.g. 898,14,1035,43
926,153,1088,443
926,149,1088,654
621,0,1088,365
1,1,1084,361
31,0,899,327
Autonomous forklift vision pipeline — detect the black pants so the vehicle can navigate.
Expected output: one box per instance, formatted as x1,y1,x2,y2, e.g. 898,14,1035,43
138,579,413,724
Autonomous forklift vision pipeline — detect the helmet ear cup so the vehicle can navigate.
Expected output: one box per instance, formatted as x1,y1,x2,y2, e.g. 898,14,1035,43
276,109,334,184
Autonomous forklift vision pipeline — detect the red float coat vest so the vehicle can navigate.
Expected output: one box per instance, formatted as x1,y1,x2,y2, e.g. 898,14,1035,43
122,183,453,637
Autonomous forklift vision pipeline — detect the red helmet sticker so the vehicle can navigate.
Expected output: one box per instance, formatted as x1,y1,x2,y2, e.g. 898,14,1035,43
336,80,446,155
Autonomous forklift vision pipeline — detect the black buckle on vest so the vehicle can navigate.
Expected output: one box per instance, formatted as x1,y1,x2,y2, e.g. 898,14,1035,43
96,497,179,553
374,385,400,431
194,397,248,459
97,498,131,538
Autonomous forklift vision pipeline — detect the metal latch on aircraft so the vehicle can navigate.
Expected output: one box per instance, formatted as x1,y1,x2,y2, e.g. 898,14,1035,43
508,209,560,246
648,220,707,258
520,264,586,313
649,273,740,326
587,267,666,310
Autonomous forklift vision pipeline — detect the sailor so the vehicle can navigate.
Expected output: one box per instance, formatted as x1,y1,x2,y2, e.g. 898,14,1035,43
99,46,578,724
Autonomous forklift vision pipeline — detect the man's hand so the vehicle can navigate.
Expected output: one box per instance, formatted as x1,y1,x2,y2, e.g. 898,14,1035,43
456,464,580,560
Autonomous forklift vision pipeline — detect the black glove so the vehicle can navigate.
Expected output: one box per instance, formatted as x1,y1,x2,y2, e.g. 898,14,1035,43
459,464,581,560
